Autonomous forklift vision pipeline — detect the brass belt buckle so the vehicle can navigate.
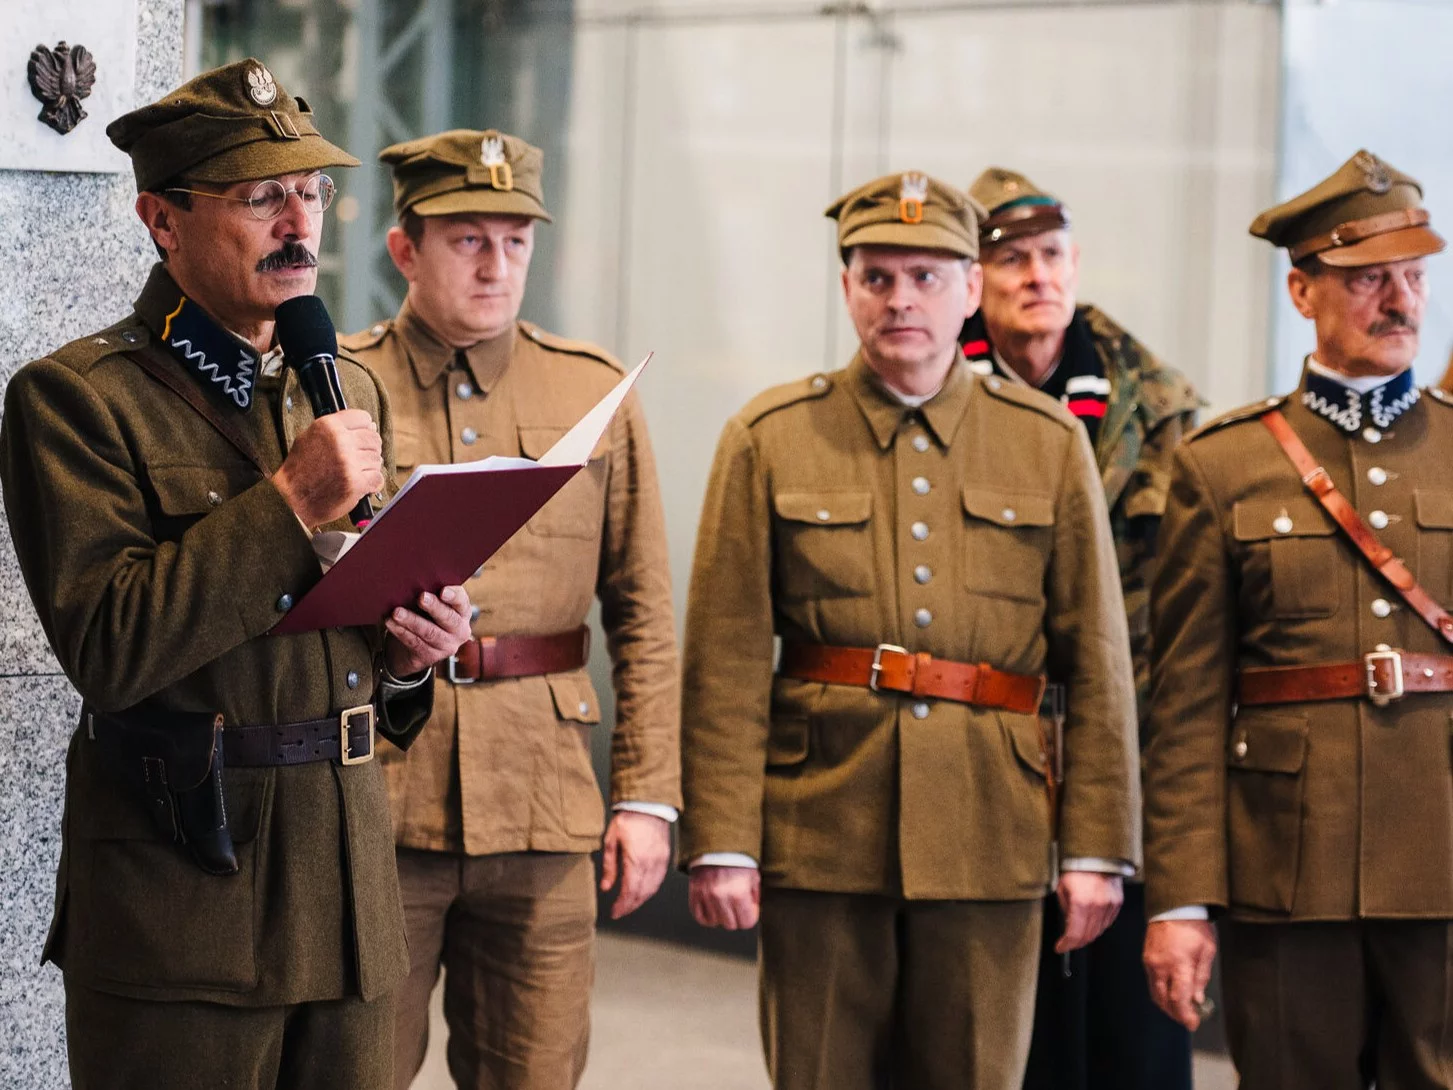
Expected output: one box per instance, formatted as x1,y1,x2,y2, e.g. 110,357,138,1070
870,644,908,692
1365,646,1404,707
340,704,376,765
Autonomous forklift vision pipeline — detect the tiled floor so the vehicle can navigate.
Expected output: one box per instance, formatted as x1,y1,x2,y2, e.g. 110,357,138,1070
411,933,1237,1089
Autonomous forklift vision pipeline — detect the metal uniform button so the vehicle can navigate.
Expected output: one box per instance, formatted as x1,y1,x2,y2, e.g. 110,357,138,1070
816,509,831,521
1363,427,1382,444
914,608,933,628
1273,515,1293,534
911,522,929,542
456,382,474,400
911,702,930,720
577,701,590,716
914,565,932,585
1368,510,1389,530
811,376,828,390
470,605,481,623
276,594,293,612
912,477,930,496
371,323,385,335
285,395,294,412
988,379,1002,391
1371,598,1392,619
1234,739,1248,760
346,670,360,690
206,490,222,507
461,427,478,446
121,331,140,344
1001,508,1017,523
1368,467,1388,486
912,435,930,453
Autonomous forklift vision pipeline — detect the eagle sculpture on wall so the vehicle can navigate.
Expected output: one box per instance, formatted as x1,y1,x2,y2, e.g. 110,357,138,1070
28,41,97,136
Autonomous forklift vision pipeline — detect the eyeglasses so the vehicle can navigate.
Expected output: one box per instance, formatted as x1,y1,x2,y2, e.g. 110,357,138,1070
165,174,336,221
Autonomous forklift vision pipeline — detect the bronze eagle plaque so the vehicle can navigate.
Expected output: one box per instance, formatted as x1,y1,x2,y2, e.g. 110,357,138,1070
28,41,97,136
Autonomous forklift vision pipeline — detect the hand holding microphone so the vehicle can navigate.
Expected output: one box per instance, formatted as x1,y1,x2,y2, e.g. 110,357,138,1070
270,296,383,529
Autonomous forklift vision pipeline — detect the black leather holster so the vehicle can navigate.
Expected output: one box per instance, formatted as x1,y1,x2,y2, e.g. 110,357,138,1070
84,705,239,876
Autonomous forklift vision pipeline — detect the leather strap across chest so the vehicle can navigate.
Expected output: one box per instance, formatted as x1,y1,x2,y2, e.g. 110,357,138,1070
1261,410,1453,646
445,626,591,684
778,643,1046,715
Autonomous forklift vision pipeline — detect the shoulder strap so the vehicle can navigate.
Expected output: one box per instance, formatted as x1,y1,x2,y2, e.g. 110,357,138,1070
128,351,272,476
1261,409,1453,645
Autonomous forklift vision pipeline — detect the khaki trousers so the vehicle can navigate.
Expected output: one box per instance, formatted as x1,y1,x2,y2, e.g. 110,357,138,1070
64,976,392,1090
759,887,1042,1090
1222,918,1453,1090
393,849,596,1090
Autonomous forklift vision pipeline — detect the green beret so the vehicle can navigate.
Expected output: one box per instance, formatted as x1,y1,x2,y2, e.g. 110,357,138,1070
826,171,983,260
968,167,1071,248
106,59,359,193
379,129,551,222
1250,149,1445,267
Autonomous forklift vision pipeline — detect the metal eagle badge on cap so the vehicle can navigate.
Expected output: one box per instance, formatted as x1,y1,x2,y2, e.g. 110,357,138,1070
899,173,928,225
246,64,278,107
480,135,514,191
1355,150,1392,195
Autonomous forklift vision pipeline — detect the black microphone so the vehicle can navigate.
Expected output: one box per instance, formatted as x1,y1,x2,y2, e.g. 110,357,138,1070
275,295,375,527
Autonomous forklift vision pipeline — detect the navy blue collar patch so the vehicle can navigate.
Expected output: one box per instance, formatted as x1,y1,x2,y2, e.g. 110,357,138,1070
160,295,259,411
1301,367,1418,435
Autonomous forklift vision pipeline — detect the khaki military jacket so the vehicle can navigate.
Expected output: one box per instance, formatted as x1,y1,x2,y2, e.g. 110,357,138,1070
678,355,1140,900
341,303,679,855
0,265,430,1006
1144,374,1453,922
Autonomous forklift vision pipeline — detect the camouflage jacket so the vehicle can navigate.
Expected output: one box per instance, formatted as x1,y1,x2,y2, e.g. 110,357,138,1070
966,305,1203,730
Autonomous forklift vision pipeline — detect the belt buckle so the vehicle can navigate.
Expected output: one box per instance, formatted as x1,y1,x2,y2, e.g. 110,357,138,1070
1365,647,1405,707
340,704,376,765
870,644,908,692
446,653,476,685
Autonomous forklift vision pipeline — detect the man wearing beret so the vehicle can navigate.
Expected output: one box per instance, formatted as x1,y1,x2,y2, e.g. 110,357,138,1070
678,171,1141,1089
341,129,679,1090
961,168,1201,1090
0,61,474,1089
1143,150,1453,1088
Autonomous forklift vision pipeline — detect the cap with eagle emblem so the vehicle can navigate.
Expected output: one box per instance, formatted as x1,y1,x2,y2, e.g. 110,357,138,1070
825,170,983,260
378,128,551,221
105,58,360,193
1250,149,1445,267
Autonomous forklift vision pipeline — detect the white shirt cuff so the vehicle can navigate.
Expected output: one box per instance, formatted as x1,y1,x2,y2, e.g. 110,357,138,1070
612,801,679,822
1061,856,1136,877
379,664,432,700
1150,905,1211,922
689,852,759,869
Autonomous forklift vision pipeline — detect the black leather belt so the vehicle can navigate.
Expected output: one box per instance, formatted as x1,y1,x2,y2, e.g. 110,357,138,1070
223,704,376,766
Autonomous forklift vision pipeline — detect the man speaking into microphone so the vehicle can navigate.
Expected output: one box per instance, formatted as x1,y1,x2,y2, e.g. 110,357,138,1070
0,61,473,1090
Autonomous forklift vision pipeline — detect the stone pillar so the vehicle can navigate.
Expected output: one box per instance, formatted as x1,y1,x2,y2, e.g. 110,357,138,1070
0,3,181,1085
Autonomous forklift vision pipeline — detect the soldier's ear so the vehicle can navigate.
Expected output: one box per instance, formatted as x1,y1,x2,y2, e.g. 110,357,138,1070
385,224,418,280
1287,266,1319,320
135,191,183,260
964,260,984,318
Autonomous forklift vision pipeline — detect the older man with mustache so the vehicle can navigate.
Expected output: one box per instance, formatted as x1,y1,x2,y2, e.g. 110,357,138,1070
1143,150,1453,1090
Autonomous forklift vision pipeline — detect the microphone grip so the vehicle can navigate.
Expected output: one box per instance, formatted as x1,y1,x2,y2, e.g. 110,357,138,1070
296,356,376,529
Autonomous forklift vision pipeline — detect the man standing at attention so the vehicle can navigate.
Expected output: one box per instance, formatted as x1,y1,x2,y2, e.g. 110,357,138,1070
343,128,680,1090
0,61,473,1089
679,172,1141,1089
962,167,1201,1090
1143,150,1453,1088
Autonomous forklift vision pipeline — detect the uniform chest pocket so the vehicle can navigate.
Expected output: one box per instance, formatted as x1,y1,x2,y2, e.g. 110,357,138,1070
1233,497,1340,619
771,491,874,600
521,426,608,540
963,487,1054,604
1415,490,1453,601
143,464,256,543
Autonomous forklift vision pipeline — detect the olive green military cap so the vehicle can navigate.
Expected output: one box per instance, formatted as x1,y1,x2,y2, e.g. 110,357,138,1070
826,171,983,260
106,59,359,193
379,129,552,221
969,167,1072,248
1250,149,1445,267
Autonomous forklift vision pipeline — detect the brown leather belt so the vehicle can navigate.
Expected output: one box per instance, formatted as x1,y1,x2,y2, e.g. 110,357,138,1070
446,626,591,684
1238,649,1453,707
224,704,377,766
779,643,1046,715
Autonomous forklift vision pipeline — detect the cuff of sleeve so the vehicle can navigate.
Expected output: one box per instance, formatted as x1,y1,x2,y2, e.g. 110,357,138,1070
613,801,679,822
1150,905,1211,923
690,852,759,869
1062,857,1136,877
380,663,432,696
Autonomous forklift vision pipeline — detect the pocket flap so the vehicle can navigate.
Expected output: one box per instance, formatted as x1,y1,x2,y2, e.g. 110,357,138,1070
766,716,809,767
1415,490,1453,530
547,674,602,725
519,425,609,463
146,465,253,516
1233,498,1336,541
1004,712,1048,778
963,488,1054,528
773,491,873,526
1121,471,1169,520
1228,713,1308,773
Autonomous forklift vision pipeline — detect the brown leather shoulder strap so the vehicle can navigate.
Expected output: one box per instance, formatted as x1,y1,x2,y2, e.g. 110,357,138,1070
128,350,272,477
1261,409,1453,645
